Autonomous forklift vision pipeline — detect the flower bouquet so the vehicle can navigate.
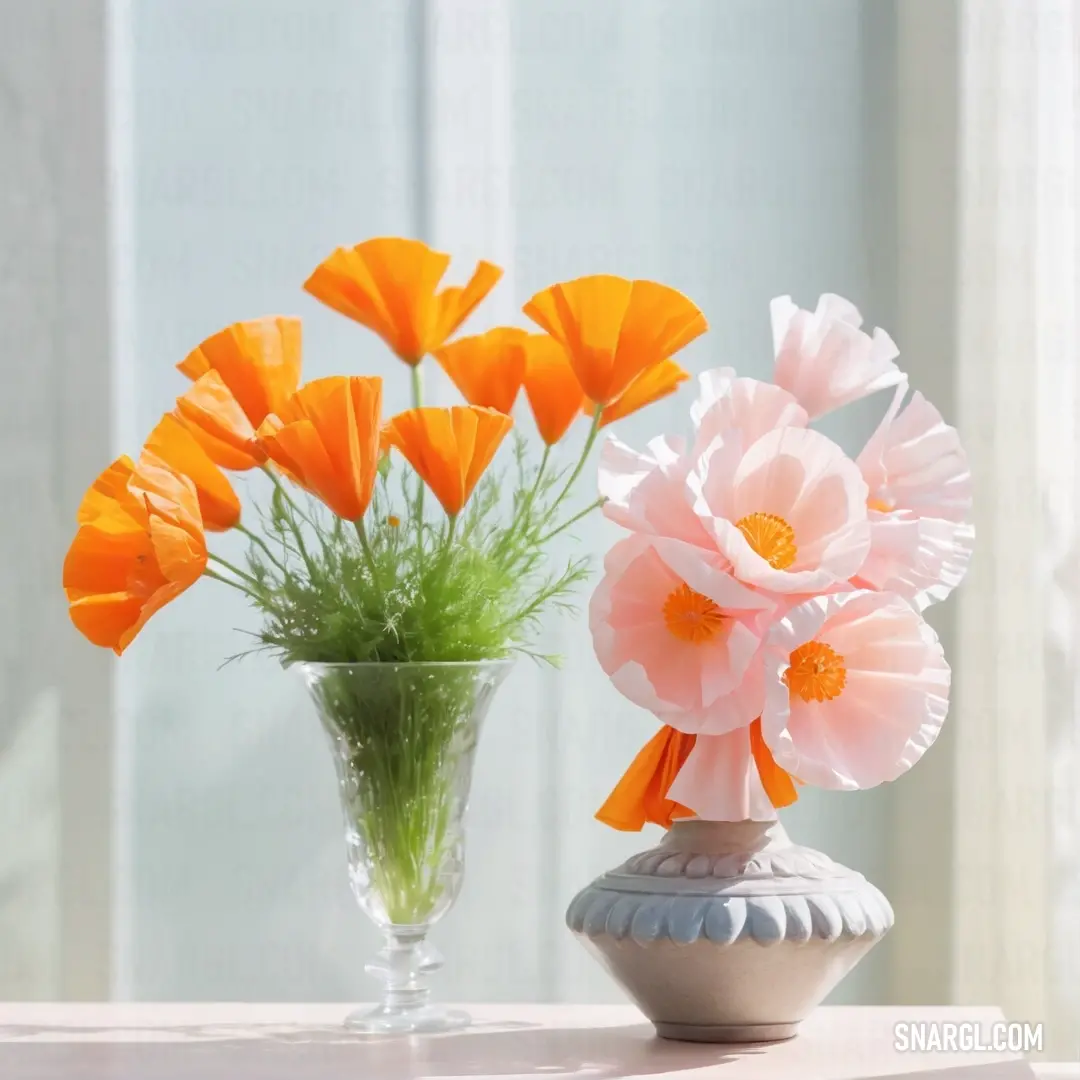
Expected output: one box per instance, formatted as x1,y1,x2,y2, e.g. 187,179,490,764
568,294,973,1041
62,238,706,1033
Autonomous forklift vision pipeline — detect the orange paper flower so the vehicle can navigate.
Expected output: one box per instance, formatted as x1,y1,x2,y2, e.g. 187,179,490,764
595,725,697,831
383,405,513,516
176,316,302,470
434,328,530,413
592,359,691,428
176,371,265,470
522,275,707,405
522,335,587,445
77,455,141,524
258,376,383,521
143,413,241,531
304,238,502,365
64,455,207,654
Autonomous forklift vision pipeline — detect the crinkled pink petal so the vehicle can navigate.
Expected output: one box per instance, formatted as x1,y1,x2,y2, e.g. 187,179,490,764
598,433,713,547
859,384,972,522
691,367,808,447
761,591,950,790
690,426,870,593
600,369,809,551
854,514,975,612
667,728,777,822
589,534,772,735
648,535,772,614
856,383,974,608
772,294,903,419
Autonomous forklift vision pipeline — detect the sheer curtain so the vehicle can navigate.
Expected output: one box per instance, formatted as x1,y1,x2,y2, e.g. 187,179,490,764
886,0,1080,1059
1,0,112,1000
109,0,900,1004
950,0,1080,1057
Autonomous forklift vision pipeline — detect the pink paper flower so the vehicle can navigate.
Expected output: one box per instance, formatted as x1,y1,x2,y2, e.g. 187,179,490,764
667,728,778,822
589,534,775,735
761,591,950,790
855,382,974,609
598,433,712,546
598,368,807,548
772,294,903,419
689,425,872,594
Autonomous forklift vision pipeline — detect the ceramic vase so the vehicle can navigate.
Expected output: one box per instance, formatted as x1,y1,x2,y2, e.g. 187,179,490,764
566,818,892,1042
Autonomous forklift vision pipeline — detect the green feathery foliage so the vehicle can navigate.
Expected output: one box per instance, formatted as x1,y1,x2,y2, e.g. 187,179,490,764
230,431,598,669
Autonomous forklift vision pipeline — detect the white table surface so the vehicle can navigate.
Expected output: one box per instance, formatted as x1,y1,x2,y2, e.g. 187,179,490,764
0,1003,1072,1079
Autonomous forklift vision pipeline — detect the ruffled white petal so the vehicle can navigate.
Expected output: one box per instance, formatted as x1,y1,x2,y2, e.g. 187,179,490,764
772,294,903,419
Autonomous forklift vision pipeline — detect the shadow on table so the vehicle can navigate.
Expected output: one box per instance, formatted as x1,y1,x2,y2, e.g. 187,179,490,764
0,1022,762,1078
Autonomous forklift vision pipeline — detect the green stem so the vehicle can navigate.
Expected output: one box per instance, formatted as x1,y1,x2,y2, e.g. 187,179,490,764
498,445,551,559
444,514,458,549
517,445,550,529
260,465,317,576
529,446,551,503
547,407,603,519
354,518,386,606
537,497,605,545
410,363,424,410
235,522,287,573
208,551,261,589
203,566,257,600
261,464,315,526
410,362,426,561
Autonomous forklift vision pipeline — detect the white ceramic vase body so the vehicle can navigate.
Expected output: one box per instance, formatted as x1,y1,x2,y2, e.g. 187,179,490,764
566,819,893,1042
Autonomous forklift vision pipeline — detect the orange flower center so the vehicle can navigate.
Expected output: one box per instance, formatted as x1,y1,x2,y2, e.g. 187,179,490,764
735,512,797,570
662,583,726,644
867,495,894,513
784,641,847,703
387,514,401,528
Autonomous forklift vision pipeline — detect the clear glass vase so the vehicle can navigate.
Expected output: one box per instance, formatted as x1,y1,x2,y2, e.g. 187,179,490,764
302,659,513,1035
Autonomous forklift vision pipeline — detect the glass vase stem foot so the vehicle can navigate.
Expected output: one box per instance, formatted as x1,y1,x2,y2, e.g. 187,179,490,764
348,931,470,1034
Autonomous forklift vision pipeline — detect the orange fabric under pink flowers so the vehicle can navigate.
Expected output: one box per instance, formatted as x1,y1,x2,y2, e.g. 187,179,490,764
595,726,696,831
